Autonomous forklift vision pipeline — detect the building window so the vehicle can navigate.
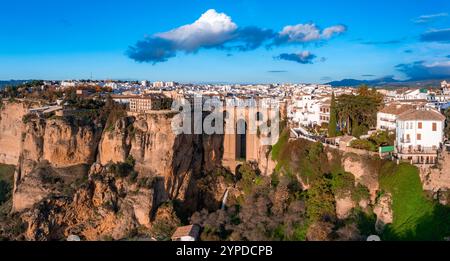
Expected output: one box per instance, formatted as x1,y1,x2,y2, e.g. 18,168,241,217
417,133,421,141
406,134,410,141
418,122,422,129
432,122,437,131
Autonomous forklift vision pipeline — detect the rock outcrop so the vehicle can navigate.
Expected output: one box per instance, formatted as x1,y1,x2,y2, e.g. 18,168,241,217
98,117,133,165
420,153,450,192
342,154,379,201
0,101,31,165
373,193,393,232
13,117,103,212
1,101,278,240
335,194,355,219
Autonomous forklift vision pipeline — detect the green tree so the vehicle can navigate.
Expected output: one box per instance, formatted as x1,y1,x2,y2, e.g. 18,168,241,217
328,92,337,137
335,85,382,136
445,108,450,140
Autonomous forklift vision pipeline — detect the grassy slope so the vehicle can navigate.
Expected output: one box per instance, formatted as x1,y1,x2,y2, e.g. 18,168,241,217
380,162,450,240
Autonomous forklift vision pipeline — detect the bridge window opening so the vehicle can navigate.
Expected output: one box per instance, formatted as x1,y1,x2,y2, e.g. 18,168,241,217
236,119,247,160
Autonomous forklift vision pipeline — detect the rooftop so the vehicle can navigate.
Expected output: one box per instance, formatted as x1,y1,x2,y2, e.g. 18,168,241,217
171,225,200,240
397,108,445,122
379,103,415,115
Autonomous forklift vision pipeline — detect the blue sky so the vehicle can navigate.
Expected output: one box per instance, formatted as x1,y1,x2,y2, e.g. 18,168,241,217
0,0,449,83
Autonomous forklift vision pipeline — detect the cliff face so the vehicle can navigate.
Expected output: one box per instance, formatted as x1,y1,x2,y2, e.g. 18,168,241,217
128,114,203,203
98,117,133,165
43,118,101,168
0,101,30,165
98,113,224,209
21,163,150,240
4,108,228,240
1,102,274,240
13,117,103,212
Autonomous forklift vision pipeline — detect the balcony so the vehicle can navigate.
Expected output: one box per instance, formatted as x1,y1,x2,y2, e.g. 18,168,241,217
396,146,439,155
379,118,396,123
399,138,411,143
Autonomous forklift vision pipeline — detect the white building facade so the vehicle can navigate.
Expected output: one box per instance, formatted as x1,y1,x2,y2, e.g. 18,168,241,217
395,108,446,164
377,103,414,131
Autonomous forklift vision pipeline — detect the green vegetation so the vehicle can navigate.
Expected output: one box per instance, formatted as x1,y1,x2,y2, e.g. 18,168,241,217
379,162,450,240
0,164,15,205
110,155,137,179
151,202,181,241
271,129,289,161
350,131,395,152
328,92,337,137
22,113,39,124
350,139,377,151
336,85,383,137
306,175,336,222
445,108,450,140
104,95,128,132
272,135,342,184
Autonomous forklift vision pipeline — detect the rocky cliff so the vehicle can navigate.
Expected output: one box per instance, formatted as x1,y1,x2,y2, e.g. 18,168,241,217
13,116,104,212
0,103,232,240
0,101,32,165
0,100,288,240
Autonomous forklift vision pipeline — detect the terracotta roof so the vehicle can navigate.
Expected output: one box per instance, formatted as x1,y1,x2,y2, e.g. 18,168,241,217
397,109,445,121
379,103,415,115
171,225,200,240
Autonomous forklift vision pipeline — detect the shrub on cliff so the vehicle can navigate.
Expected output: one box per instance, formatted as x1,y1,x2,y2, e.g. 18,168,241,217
0,181,11,205
0,165,14,205
110,155,136,179
151,202,181,241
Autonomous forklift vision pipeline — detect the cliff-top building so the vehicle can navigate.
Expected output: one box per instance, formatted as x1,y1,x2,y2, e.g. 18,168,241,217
377,103,415,131
129,95,173,113
395,108,446,164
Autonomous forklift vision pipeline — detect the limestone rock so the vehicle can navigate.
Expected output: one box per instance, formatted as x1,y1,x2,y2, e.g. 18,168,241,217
342,155,379,201
0,101,30,165
373,193,393,232
335,194,355,219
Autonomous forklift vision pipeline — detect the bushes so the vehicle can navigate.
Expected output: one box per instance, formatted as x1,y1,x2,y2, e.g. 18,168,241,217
271,130,288,160
350,139,377,152
151,202,181,241
237,162,260,194
330,172,355,198
352,183,370,202
305,176,336,222
22,113,38,124
0,181,11,205
110,156,136,179
0,164,14,205
350,131,395,152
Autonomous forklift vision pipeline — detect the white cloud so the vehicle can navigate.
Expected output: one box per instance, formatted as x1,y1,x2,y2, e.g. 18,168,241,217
278,23,346,43
322,25,347,39
128,9,346,64
279,23,321,42
413,13,448,23
156,9,238,51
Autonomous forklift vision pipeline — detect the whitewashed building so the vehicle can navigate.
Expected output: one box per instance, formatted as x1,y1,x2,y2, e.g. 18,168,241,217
377,103,415,131
395,108,446,164
288,95,331,127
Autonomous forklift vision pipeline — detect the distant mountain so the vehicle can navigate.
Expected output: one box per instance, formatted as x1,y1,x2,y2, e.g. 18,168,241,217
0,80,28,89
327,77,447,88
326,76,399,87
